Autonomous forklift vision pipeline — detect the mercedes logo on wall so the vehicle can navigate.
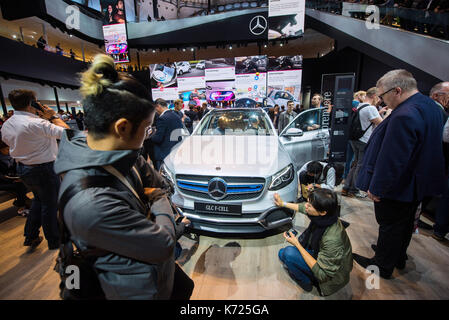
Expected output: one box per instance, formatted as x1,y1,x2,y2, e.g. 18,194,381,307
249,15,268,36
208,178,228,200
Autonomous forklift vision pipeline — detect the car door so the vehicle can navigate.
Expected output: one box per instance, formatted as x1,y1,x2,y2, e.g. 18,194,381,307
279,108,327,170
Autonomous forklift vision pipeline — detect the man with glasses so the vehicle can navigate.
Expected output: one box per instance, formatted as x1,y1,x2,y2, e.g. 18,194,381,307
430,82,449,241
353,70,446,279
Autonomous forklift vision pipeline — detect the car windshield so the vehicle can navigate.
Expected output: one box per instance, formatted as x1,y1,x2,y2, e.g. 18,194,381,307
194,110,275,136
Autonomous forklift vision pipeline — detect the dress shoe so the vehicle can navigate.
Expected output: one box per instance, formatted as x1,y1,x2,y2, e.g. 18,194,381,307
431,233,445,242
23,236,43,249
417,220,433,230
352,253,392,279
341,189,354,197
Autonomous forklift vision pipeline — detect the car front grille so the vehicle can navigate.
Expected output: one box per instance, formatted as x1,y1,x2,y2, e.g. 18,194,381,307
175,175,265,202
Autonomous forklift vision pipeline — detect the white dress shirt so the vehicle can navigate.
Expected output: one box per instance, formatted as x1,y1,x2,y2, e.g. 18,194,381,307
1,111,64,165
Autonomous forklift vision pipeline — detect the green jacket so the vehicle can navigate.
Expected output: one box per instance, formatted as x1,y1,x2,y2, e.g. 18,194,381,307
298,203,353,296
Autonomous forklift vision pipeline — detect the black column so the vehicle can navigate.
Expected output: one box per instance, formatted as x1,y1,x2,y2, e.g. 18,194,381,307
0,82,7,116
137,50,141,71
65,102,69,113
54,87,61,112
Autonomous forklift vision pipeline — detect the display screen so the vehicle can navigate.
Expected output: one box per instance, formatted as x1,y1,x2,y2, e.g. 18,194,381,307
100,0,130,63
149,54,302,109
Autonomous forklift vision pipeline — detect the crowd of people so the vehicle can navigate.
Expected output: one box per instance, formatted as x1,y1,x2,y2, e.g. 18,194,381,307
0,52,447,299
308,0,449,39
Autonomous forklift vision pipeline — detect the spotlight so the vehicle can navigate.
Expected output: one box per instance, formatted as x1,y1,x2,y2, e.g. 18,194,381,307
182,48,186,51
152,49,156,53
264,44,267,48
229,45,232,50
191,48,194,51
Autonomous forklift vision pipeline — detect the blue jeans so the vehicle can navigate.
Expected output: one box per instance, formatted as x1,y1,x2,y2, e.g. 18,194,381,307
278,246,316,285
17,162,60,245
434,178,449,237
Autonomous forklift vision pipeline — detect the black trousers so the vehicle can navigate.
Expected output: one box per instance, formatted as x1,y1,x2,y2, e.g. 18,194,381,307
170,263,194,300
373,198,419,276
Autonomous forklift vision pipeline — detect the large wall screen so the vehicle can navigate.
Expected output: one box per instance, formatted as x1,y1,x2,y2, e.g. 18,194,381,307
100,0,130,63
150,55,302,109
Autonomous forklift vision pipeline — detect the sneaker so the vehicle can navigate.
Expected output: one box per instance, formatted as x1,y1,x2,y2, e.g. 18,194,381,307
17,208,29,217
355,191,367,198
24,236,43,249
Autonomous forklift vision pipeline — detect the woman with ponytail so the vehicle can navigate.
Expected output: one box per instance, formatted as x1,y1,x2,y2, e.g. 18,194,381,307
274,189,353,296
53,54,194,300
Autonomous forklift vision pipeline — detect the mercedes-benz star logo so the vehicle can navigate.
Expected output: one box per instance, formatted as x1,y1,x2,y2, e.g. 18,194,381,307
208,178,227,200
249,15,267,36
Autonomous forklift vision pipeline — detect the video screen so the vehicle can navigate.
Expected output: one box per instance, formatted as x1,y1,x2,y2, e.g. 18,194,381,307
100,0,130,63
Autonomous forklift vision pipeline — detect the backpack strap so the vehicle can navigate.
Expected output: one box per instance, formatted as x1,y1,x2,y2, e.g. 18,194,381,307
356,103,374,136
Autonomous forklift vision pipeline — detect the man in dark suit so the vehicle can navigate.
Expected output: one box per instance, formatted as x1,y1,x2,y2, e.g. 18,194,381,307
353,70,446,279
150,98,184,171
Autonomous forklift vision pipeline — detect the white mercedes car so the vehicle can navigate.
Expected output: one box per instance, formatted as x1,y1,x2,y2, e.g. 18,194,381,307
160,108,329,234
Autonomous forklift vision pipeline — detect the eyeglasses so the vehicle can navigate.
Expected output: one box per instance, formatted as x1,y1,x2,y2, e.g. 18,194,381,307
378,87,396,101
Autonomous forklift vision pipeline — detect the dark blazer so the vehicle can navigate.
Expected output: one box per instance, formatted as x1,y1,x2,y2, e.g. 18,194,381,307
150,110,184,161
356,92,446,202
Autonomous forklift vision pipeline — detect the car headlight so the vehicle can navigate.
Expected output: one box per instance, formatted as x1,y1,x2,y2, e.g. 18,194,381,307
160,162,175,186
268,164,294,191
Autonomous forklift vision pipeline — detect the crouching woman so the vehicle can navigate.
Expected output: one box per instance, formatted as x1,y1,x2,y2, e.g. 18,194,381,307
274,189,353,296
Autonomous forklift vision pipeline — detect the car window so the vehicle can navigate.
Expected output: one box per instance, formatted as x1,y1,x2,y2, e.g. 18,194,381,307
284,109,322,133
195,110,274,136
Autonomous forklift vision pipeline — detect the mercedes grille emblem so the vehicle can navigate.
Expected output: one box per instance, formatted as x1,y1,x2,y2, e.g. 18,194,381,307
208,178,227,200
249,15,268,36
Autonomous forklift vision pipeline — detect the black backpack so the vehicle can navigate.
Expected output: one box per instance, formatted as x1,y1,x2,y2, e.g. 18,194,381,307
323,162,345,186
348,103,373,141
54,175,122,300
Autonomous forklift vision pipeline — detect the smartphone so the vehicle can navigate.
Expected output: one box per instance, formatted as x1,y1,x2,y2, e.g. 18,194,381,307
287,229,298,237
31,101,44,112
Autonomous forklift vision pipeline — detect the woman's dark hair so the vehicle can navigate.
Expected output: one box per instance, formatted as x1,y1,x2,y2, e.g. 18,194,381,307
80,54,155,139
308,189,338,216
306,161,323,176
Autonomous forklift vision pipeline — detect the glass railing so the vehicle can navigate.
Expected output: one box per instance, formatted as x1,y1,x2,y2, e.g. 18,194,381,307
306,0,449,40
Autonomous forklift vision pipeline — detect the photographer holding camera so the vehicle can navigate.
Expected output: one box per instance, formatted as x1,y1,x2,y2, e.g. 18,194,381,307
53,54,193,300
274,189,353,296
1,90,69,250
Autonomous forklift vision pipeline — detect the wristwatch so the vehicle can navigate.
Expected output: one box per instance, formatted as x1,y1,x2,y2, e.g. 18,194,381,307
48,115,58,121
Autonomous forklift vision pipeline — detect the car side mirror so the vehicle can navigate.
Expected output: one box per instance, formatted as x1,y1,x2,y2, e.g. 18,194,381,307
283,127,303,137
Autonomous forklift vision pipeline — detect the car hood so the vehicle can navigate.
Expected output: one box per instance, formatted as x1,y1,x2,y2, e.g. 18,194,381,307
164,135,292,177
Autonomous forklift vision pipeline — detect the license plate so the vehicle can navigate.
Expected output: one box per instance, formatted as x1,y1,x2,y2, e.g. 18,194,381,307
194,202,242,215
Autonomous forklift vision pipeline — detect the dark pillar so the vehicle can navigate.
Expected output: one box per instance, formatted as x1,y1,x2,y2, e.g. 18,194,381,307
53,87,61,112
0,82,7,116
65,102,69,113
137,50,141,71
